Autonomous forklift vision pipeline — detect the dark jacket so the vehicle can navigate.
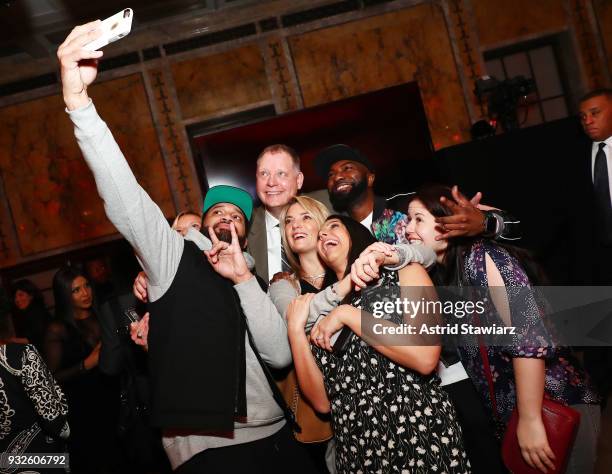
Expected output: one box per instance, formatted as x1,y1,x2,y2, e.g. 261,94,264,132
147,241,246,431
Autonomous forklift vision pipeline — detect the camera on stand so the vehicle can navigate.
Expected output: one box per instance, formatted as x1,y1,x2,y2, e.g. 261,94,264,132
474,75,536,132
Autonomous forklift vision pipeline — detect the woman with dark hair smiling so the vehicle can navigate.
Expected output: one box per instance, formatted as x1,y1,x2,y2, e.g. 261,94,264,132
44,265,120,474
405,184,600,474
286,214,470,474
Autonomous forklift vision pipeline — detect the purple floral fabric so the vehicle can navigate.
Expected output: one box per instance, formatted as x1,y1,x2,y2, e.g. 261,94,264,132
459,240,599,429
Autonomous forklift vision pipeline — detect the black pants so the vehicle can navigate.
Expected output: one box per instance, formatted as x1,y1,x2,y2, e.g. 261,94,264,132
443,378,507,474
174,424,320,474
584,346,612,404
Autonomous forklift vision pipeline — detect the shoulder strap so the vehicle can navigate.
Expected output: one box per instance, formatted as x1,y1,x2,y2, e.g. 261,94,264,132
473,310,502,425
478,338,500,419
461,257,500,418
243,321,301,434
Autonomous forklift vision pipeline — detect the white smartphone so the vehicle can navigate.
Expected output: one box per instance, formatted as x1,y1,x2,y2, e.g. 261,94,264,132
84,8,133,51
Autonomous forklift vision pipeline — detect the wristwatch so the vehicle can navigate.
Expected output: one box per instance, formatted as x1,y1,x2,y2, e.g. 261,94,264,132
482,211,498,238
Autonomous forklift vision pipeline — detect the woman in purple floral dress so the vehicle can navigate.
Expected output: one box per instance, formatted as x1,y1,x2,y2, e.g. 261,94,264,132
405,184,600,474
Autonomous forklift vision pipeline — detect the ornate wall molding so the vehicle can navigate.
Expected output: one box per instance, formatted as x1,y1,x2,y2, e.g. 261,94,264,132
567,0,610,90
442,0,486,122
0,173,17,267
261,36,303,113
144,63,202,212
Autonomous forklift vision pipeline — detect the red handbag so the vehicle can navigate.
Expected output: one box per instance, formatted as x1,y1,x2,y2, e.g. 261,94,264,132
479,343,580,474
502,398,580,474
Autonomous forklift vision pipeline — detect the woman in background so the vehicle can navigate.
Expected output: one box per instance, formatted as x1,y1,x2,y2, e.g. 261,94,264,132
11,279,51,352
44,265,120,474
171,210,201,236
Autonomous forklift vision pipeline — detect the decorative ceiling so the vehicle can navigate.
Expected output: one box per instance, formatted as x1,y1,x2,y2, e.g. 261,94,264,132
0,0,263,58
0,0,373,86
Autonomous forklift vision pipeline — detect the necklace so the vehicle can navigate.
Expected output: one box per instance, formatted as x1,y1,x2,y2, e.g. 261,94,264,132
301,272,325,284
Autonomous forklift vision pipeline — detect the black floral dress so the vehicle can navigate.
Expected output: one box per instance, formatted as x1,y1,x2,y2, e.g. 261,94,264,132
312,271,470,473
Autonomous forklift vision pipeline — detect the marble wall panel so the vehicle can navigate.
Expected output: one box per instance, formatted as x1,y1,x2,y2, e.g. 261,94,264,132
471,0,567,47
288,4,471,149
593,0,612,77
171,44,272,120
0,73,173,256
0,181,18,267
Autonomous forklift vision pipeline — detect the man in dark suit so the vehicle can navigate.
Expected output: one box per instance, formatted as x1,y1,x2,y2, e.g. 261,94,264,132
248,144,331,282
578,89,612,284
577,90,612,403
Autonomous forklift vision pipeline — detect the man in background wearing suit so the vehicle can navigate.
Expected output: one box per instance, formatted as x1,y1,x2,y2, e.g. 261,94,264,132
578,90,612,404
579,89,612,283
248,144,330,282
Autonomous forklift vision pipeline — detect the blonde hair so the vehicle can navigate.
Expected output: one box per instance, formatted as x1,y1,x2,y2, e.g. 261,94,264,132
279,196,330,275
171,210,200,230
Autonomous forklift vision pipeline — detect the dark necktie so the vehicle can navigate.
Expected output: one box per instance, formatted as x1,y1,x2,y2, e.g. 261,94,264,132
594,143,611,211
276,223,291,272
594,142,612,245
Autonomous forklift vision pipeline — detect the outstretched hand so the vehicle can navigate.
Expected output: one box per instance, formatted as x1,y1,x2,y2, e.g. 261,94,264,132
435,185,486,240
204,222,252,284
57,21,104,110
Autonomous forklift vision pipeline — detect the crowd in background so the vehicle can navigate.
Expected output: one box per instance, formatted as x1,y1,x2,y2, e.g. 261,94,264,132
1,258,169,474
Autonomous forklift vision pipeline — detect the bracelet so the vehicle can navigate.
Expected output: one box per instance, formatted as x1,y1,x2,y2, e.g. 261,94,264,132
494,213,506,238
384,245,408,271
482,211,499,238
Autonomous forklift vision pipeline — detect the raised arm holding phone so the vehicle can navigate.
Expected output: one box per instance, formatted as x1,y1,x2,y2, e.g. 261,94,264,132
57,21,321,474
